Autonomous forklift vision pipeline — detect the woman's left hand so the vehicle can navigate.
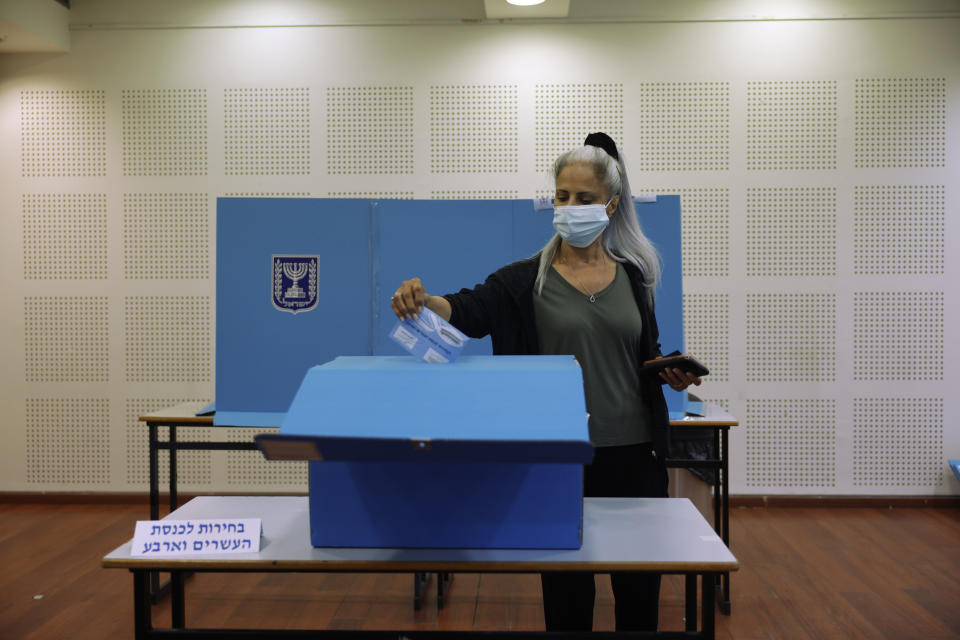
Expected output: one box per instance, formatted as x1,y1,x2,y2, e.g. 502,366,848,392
659,367,702,392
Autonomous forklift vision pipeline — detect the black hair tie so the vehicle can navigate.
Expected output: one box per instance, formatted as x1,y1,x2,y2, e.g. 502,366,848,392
584,131,619,161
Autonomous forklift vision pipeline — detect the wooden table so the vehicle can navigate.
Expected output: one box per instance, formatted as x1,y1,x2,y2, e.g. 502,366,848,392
104,496,738,639
140,401,739,614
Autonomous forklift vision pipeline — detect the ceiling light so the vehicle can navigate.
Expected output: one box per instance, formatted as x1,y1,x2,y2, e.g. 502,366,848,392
485,0,568,19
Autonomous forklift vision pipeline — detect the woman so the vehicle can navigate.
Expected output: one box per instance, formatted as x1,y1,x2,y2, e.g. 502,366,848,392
391,132,700,632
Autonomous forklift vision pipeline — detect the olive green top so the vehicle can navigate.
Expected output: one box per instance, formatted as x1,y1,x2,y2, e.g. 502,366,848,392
533,263,653,446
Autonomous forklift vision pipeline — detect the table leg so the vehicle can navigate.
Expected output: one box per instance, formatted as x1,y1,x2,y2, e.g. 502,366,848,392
413,572,429,610
712,429,721,544
437,572,453,610
169,426,178,513
171,570,186,628
720,426,731,614
702,572,716,639
149,425,160,519
148,424,161,604
133,570,153,640
685,573,697,632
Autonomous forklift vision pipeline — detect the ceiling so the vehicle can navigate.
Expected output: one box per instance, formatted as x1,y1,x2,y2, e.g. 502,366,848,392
2,0,959,54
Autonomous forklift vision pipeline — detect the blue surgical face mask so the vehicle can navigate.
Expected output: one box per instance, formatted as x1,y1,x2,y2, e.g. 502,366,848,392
552,199,613,248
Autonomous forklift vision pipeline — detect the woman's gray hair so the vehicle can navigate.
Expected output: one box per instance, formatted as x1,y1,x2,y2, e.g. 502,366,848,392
534,145,661,304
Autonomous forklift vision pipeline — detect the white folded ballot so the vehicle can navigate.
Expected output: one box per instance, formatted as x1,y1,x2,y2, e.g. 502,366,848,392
390,306,468,363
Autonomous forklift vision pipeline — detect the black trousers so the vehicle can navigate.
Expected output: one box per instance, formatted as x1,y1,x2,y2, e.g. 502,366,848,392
541,443,669,632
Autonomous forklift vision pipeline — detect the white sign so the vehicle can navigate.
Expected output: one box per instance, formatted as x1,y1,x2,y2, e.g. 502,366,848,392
131,518,262,556
532,197,554,211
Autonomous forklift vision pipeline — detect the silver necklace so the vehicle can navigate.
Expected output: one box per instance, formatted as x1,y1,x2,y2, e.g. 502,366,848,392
559,254,606,303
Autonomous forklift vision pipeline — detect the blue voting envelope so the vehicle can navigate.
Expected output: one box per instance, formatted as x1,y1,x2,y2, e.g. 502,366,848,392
256,355,593,549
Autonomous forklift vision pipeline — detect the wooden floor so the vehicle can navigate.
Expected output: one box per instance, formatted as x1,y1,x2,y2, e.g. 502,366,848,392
1,502,959,639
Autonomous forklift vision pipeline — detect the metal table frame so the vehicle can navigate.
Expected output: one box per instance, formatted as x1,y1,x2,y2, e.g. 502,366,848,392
143,404,441,608
142,403,737,614
130,569,720,639
665,414,735,615
107,496,736,639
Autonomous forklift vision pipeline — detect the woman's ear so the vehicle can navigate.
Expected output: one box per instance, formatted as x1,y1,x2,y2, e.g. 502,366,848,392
606,195,619,217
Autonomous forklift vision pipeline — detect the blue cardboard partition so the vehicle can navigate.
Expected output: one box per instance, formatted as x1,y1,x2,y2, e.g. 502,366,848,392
635,196,683,363
633,196,687,414
256,355,593,549
215,198,372,426
214,196,686,426
372,200,522,357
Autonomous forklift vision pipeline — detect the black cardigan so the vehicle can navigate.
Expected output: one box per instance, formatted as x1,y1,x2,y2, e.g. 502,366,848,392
443,255,671,461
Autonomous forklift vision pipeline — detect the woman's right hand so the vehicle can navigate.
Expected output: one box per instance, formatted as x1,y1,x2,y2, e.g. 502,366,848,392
391,277,430,320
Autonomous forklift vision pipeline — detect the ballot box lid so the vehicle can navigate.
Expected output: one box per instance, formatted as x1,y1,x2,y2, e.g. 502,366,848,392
255,355,593,464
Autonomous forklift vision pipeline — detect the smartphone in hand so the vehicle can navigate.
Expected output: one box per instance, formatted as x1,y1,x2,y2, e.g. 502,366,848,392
641,354,709,377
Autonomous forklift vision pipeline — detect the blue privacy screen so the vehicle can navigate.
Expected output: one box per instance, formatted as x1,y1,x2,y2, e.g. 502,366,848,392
215,196,683,425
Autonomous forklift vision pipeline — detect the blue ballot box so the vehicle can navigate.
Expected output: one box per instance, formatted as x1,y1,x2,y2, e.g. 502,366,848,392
256,355,594,549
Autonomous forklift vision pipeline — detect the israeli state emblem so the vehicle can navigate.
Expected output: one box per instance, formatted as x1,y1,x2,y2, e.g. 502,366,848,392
272,255,319,314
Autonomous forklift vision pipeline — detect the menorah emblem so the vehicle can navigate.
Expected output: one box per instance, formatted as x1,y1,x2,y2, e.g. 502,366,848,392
282,262,308,299
272,255,319,314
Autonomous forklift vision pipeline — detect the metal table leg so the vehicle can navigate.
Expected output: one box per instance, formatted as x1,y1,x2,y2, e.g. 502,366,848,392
171,570,186,628
685,573,697,632
702,572,716,639
719,427,731,614
413,572,430,610
169,425,178,513
437,572,453,610
133,570,153,640
148,424,162,604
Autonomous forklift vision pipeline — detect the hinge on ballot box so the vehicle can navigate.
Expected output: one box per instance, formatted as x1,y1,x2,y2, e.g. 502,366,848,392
411,438,432,451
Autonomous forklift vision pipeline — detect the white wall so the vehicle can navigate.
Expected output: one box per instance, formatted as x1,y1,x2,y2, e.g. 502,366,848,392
0,2,957,495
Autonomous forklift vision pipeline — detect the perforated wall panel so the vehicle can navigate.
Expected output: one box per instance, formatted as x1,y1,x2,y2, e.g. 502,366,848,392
23,194,108,280
745,399,837,488
24,296,109,383
327,86,413,174
683,293,729,382
746,188,837,277
535,84,623,172
853,292,944,381
430,85,518,173
534,188,555,199
20,90,106,177
124,296,212,383
26,398,111,485
853,398,944,487
123,193,209,279
223,428,308,488
634,82,730,171
855,78,946,168
328,191,414,199
650,188,730,277
853,185,945,275
224,88,310,175
746,81,837,170
121,89,208,176
431,190,520,199
224,192,311,197
746,293,837,383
